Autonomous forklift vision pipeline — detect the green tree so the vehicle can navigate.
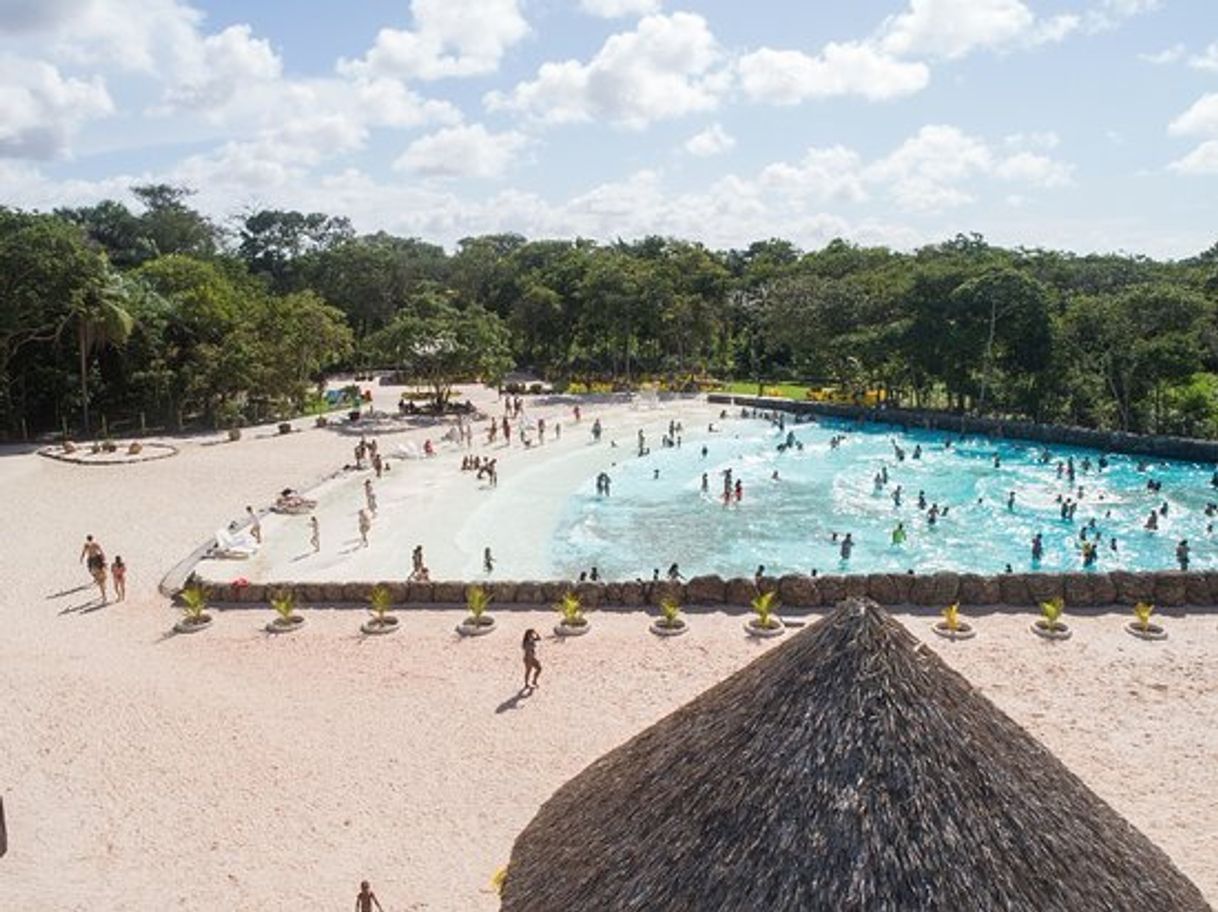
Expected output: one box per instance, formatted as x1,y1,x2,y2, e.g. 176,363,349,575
367,300,512,407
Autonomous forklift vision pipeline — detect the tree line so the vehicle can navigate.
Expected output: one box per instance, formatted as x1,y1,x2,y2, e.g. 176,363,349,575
3,184,1217,439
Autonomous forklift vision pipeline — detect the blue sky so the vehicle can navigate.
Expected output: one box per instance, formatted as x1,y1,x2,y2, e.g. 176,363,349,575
1,0,1216,256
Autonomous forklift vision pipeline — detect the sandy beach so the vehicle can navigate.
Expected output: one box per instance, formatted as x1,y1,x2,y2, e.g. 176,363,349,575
2,385,1216,911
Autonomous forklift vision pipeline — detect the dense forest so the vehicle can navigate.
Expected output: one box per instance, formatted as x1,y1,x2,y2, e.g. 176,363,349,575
3,184,1218,440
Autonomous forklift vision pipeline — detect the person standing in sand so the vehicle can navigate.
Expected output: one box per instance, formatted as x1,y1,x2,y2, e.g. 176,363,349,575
522,629,542,688
358,509,371,547
80,535,107,602
355,880,384,912
484,547,495,575
246,505,262,543
111,556,127,602
310,516,320,553
364,479,377,516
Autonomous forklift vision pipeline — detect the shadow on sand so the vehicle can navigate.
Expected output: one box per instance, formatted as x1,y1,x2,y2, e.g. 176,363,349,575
495,686,535,714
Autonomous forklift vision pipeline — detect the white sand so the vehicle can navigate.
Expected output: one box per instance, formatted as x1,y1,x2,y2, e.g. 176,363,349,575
2,385,1216,911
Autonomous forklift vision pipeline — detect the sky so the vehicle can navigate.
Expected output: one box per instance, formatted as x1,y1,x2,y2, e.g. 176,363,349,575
0,0,1216,257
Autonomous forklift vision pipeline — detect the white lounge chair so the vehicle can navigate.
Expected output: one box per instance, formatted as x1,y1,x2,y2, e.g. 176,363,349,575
211,526,258,559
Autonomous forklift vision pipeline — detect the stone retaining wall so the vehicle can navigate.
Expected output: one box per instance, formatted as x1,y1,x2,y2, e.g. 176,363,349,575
708,394,1218,463
197,570,1218,610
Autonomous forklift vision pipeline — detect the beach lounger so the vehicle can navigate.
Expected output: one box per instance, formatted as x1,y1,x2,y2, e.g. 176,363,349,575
211,526,258,559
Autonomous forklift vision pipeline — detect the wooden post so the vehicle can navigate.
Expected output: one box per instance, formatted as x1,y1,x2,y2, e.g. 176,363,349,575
61,416,68,441
140,411,146,435
100,414,108,438
20,417,27,441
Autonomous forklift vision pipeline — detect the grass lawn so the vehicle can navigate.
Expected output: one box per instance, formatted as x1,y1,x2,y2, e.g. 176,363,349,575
720,381,815,400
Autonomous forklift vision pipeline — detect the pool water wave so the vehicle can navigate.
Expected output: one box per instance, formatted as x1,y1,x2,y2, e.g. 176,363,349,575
548,415,1218,581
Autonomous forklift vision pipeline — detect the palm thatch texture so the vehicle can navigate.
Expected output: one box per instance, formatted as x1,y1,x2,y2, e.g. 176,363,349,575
501,599,1210,912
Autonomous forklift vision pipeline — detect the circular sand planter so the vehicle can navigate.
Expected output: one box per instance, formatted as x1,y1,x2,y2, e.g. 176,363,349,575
932,621,975,641
266,615,305,634
457,615,496,637
1126,621,1167,641
650,618,688,637
554,619,590,637
745,617,785,638
173,613,213,634
1030,620,1072,641
361,615,400,636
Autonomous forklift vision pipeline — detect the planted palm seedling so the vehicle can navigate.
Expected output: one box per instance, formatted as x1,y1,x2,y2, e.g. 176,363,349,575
266,589,304,634
554,591,590,637
1031,596,1071,640
173,583,213,634
745,590,784,637
361,584,399,635
650,596,688,637
932,602,975,640
1126,601,1167,641
458,585,496,637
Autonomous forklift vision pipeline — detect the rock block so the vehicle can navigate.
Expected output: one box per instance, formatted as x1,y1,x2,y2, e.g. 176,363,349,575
1153,571,1186,607
816,575,845,605
778,575,820,607
865,574,897,605
686,575,725,604
406,582,434,603
724,578,757,606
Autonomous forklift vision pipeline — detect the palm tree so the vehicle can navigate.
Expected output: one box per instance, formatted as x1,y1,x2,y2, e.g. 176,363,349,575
68,271,135,434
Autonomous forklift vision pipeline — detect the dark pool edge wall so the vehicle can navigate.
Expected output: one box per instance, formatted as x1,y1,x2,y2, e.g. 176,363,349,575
707,394,1218,464
196,569,1218,611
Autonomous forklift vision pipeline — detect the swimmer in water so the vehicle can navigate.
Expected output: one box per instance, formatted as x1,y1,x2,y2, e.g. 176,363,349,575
840,533,854,561
1007,491,1016,511
892,522,906,545
1031,532,1044,562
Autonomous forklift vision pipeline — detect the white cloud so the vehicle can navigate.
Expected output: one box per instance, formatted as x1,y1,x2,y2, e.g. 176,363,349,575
161,24,282,111
1084,0,1160,32
338,0,528,81
1168,94,1218,137
1169,140,1218,175
684,123,734,157
486,12,723,128
865,124,994,210
394,123,529,178
1002,131,1059,150
579,0,662,18
758,146,868,203
1189,42,1218,73
737,42,929,104
0,54,113,158
27,0,206,75
1139,44,1185,64
877,0,1036,59
993,151,1073,187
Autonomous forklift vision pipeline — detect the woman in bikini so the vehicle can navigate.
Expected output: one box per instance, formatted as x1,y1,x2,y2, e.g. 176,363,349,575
522,628,541,688
111,556,127,602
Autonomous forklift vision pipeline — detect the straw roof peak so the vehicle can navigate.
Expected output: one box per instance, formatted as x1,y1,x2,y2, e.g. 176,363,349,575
501,599,1210,912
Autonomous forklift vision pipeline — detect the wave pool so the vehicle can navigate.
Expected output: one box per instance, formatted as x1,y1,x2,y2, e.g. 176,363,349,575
548,415,1218,580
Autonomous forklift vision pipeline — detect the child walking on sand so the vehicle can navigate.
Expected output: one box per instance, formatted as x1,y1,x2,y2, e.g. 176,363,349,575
111,556,126,602
310,516,320,553
522,628,541,688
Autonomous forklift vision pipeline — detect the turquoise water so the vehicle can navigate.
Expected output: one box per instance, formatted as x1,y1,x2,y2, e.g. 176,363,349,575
548,415,1218,580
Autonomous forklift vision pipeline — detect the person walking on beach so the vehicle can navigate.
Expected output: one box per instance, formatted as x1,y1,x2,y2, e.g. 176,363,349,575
364,479,377,516
111,556,127,602
484,546,495,575
80,535,107,602
522,628,542,688
246,505,262,543
358,509,371,547
355,880,384,912
309,516,320,553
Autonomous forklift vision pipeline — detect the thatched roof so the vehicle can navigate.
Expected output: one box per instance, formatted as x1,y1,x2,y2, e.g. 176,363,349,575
501,599,1210,912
